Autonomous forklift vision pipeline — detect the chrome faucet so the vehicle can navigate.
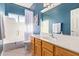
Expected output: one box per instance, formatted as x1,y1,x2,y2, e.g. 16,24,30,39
49,33,54,38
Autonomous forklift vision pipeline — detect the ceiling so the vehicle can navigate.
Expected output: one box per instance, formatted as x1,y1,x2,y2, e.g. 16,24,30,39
15,3,33,8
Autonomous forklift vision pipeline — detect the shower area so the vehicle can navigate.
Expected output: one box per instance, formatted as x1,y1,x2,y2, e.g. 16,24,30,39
2,9,34,55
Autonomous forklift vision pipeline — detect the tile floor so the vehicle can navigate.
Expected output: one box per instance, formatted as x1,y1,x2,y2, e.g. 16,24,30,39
2,42,32,56
3,47,32,56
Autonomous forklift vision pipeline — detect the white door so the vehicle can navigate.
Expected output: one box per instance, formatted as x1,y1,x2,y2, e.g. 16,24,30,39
3,16,18,44
8,13,25,42
18,15,26,42
71,8,79,36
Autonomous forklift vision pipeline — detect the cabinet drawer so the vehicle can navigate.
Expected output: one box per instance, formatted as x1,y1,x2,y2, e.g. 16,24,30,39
31,37,35,44
42,41,53,52
35,45,42,56
35,38,41,45
42,48,53,56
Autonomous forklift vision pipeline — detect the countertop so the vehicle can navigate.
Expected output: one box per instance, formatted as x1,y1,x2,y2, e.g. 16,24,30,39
32,33,79,53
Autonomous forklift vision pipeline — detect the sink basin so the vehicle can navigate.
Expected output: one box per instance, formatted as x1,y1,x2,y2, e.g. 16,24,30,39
40,34,57,41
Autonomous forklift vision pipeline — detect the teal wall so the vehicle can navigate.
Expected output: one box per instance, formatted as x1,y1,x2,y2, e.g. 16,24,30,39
5,3,25,15
31,3,43,34
31,3,79,35
31,3,43,25
0,3,32,16
0,3,5,14
43,3,79,35
31,3,43,15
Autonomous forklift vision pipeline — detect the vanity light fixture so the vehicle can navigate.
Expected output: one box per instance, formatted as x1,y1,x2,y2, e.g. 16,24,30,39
41,3,61,13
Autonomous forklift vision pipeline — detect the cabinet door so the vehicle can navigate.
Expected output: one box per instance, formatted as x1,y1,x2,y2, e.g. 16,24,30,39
42,41,54,52
31,36,35,44
31,43,35,56
31,37,35,56
35,38,42,56
42,48,53,56
35,44,41,56
55,46,79,56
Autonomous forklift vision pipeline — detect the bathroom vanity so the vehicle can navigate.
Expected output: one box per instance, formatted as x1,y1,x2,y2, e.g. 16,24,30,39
31,34,79,56
31,7,79,56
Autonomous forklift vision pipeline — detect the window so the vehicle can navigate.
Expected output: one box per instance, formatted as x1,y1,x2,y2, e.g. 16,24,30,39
8,13,19,22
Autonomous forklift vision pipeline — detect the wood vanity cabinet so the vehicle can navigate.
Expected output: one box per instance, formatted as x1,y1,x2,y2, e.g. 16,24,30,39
31,36,35,56
31,36,79,56
55,46,79,56
42,41,54,56
34,38,42,56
